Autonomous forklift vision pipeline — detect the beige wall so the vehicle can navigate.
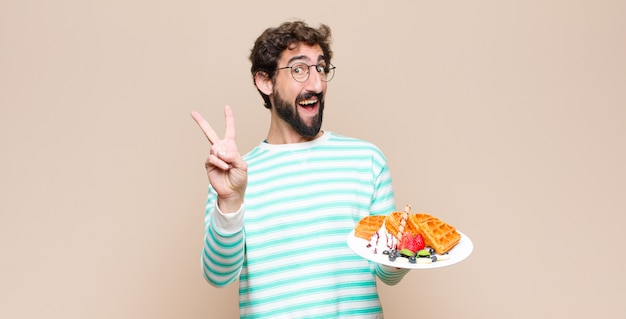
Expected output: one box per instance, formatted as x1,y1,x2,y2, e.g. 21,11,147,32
1,1,625,318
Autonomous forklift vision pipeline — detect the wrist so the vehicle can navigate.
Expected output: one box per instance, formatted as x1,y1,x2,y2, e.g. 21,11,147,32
217,194,244,214
213,203,244,235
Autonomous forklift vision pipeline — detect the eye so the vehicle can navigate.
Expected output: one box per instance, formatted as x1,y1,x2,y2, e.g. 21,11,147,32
292,64,306,74
315,65,326,73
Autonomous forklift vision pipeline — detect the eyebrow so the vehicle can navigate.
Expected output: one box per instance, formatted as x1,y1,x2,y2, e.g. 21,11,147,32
286,54,325,65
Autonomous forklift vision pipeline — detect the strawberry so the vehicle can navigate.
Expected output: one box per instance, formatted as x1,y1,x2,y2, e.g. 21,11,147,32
399,233,425,253
414,233,425,251
398,233,411,251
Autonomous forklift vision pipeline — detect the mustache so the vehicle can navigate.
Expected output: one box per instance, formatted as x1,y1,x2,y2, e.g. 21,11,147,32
298,92,324,101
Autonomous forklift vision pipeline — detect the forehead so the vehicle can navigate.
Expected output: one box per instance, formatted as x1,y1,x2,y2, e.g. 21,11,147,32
279,43,325,65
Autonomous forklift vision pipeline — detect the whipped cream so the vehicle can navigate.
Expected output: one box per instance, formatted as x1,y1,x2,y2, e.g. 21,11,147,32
365,224,397,254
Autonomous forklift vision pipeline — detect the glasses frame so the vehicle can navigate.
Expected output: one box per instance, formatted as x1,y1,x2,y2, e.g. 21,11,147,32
276,62,336,83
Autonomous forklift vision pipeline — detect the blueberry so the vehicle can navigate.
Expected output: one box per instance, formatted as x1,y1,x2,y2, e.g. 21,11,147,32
389,254,397,261
382,250,390,255
429,248,435,255
409,256,416,264
431,255,437,262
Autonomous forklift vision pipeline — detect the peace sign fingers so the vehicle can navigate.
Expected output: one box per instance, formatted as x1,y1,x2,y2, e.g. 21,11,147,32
222,105,237,142
191,105,243,170
191,110,221,146
191,105,247,213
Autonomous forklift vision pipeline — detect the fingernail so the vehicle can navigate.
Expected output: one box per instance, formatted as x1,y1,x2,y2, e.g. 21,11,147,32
213,145,224,156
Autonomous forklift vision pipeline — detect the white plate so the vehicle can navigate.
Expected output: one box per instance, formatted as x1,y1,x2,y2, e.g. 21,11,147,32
347,229,473,269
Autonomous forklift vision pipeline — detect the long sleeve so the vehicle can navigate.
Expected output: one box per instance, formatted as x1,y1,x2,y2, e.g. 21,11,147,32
369,154,412,285
201,190,246,287
375,263,410,285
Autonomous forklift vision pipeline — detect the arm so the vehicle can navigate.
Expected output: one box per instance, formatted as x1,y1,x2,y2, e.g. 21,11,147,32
375,264,409,286
370,151,410,285
191,106,248,286
201,190,246,287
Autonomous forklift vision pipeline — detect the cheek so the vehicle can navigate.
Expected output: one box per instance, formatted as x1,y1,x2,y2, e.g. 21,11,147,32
285,85,305,101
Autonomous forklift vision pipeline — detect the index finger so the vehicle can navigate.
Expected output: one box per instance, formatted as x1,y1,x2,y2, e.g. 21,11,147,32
190,110,220,145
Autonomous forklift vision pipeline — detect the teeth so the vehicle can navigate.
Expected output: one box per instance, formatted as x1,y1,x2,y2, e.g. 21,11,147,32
298,99,316,106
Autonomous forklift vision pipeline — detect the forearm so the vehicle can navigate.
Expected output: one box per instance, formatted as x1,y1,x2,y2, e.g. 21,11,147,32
201,204,246,287
375,263,410,286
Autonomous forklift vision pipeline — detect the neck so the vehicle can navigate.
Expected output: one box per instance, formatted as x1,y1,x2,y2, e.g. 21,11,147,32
265,127,324,144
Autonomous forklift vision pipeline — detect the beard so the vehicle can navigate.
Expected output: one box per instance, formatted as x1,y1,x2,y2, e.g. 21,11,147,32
273,90,324,138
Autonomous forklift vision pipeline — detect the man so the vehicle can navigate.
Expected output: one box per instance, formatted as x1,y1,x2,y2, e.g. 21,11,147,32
191,20,408,318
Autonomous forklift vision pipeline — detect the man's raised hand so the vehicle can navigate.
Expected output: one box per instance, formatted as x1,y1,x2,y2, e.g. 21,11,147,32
191,105,247,213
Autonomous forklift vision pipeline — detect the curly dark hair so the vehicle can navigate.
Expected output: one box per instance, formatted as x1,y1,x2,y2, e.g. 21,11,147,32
249,20,333,109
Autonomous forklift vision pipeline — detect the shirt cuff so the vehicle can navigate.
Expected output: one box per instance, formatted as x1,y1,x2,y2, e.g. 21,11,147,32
212,203,245,235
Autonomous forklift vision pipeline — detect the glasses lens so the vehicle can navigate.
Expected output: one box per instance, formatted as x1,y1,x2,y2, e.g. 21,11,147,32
291,63,309,82
323,65,335,82
288,63,335,82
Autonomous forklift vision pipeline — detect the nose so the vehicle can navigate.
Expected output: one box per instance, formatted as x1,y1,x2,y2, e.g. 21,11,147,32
304,66,325,92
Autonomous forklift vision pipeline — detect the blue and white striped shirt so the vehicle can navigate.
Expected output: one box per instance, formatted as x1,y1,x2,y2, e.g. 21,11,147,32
202,131,408,318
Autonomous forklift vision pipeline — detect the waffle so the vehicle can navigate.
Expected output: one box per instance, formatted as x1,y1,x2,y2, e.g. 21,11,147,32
354,215,385,240
384,205,418,238
409,214,461,254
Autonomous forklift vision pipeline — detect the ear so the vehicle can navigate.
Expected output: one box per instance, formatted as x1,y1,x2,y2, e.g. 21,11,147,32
254,71,273,96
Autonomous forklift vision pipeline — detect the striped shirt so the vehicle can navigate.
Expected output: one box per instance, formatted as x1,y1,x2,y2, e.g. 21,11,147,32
201,131,409,318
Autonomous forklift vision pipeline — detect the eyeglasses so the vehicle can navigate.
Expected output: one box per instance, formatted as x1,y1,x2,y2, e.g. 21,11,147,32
276,62,336,83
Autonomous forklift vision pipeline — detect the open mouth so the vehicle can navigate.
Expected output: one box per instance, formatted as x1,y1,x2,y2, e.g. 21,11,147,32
297,93,322,111
298,98,318,109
